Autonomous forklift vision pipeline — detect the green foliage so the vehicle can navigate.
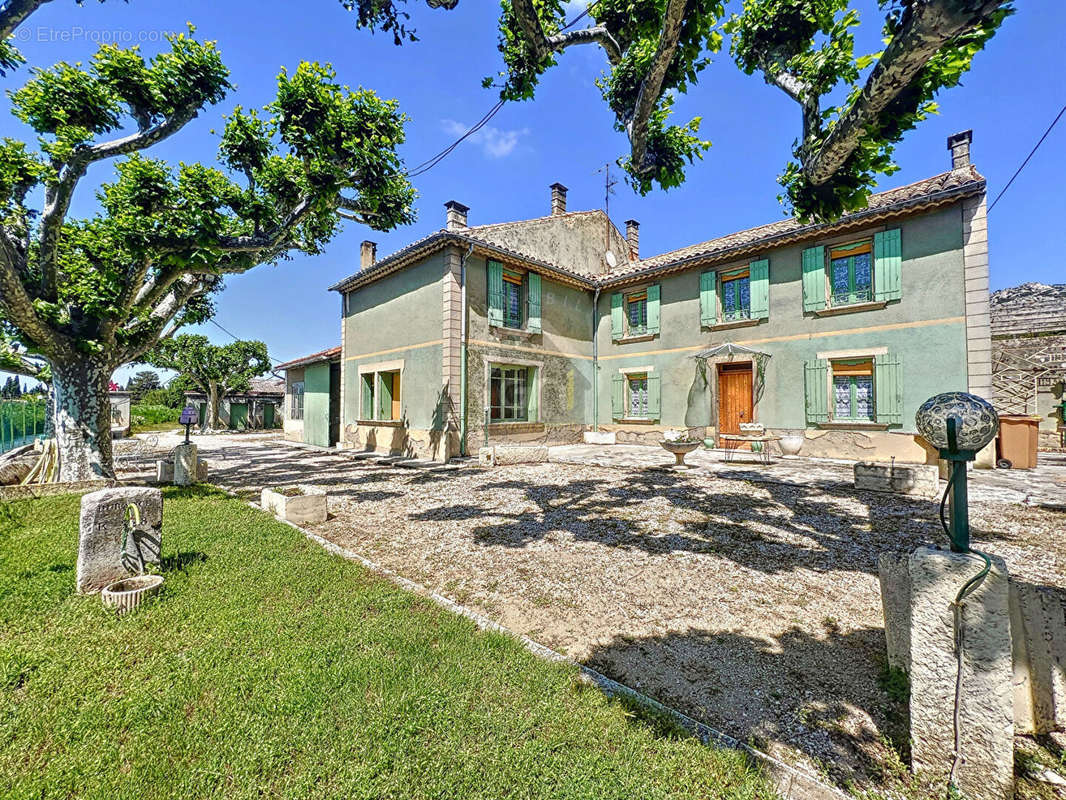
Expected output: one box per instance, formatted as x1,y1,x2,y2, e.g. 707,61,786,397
0,488,774,799
144,334,271,396
129,403,177,426
126,369,162,402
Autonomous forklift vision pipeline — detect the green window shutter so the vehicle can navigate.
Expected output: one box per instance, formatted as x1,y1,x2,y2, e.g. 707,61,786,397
487,259,504,327
874,228,902,302
361,374,373,420
376,373,392,420
526,272,542,333
700,271,717,327
646,284,661,335
647,374,661,420
875,353,903,425
803,359,829,424
749,258,770,320
526,367,539,421
611,374,624,419
802,246,826,312
610,293,624,341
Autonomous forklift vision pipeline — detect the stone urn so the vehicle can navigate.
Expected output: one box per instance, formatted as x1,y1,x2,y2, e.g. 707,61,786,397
779,435,804,456
660,439,700,466
101,574,164,614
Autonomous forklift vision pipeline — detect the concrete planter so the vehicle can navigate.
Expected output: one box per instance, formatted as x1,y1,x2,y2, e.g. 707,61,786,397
779,435,804,456
101,574,164,614
660,440,700,466
261,486,328,525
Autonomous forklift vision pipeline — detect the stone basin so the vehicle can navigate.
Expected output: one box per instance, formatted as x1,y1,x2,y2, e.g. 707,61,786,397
261,485,328,525
660,440,700,466
101,574,164,614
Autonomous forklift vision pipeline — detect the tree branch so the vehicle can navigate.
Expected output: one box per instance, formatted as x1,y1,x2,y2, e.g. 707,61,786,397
510,0,622,65
0,238,66,356
38,105,201,301
803,0,1007,185
625,0,689,175
0,0,50,39
120,275,209,364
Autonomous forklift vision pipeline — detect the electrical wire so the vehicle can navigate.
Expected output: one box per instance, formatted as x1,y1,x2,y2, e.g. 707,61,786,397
987,103,1066,213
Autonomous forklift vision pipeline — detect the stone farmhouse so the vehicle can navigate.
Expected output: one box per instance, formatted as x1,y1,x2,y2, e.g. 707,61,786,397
280,130,991,464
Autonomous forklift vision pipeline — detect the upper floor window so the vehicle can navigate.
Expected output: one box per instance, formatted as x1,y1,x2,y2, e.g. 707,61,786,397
610,285,660,341
488,260,542,334
700,259,769,327
289,381,304,420
829,242,873,307
627,291,648,334
802,229,901,314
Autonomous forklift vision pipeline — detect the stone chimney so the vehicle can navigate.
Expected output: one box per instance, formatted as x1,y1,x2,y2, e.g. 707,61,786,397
625,219,640,260
947,130,972,170
445,200,469,231
550,182,568,215
360,240,377,269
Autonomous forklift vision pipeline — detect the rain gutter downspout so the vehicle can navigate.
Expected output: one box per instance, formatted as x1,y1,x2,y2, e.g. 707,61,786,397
592,286,601,430
459,243,474,456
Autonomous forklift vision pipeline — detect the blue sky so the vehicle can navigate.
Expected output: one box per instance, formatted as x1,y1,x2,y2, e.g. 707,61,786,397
1,0,1063,386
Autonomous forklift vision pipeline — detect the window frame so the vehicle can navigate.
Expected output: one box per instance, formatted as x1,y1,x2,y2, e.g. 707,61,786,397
289,380,304,421
718,267,752,322
357,360,405,423
625,290,648,336
626,372,650,419
829,358,875,422
488,362,536,423
827,240,874,308
502,269,524,330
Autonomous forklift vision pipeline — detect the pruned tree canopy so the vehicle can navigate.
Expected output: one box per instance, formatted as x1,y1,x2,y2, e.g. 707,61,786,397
338,0,1012,220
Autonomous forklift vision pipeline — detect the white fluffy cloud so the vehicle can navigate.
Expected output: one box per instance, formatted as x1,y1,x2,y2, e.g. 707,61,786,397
440,119,530,159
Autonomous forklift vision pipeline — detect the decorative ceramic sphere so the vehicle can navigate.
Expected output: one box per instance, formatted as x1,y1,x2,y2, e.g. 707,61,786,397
915,391,999,451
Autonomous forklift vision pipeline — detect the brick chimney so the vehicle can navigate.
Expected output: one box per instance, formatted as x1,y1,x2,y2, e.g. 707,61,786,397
360,240,377,269
947,130,972,170
445,200,469,231
625,219,640,260
550,182,568,215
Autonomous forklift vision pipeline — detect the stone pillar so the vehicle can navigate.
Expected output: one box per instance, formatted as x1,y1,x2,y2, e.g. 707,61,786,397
76,487,162,593
1009,582,1066,734
441,245,463,460
878,552,911,672
908,546,1014,800
173,442,198,486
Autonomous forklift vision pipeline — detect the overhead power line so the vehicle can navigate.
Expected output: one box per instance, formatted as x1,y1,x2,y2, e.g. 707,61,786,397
988,103,1066,213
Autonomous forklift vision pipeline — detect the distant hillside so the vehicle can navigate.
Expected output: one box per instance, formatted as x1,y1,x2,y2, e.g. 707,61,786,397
990,282,1066,339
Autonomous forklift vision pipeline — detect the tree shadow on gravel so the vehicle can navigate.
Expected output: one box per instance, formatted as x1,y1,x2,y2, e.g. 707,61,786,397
584,623,913,794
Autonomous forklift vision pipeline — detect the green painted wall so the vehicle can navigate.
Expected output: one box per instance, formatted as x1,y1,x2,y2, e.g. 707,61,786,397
343,254,445,431
594,205,969,431
304,361,332,447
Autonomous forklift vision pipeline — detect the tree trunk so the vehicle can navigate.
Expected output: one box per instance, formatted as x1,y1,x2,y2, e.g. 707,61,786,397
207,380,222,430
51,357,114,481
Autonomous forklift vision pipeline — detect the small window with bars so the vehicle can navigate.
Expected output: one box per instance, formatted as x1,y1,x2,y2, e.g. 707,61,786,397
829,241,873,307
290,381,304,420
720,268,751,321
627,373,649,418
626,291,648,335
831,359,874,421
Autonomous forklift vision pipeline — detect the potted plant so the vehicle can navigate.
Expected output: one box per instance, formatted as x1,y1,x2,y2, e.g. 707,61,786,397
779,434,804,456
660,435,701,466
261,485,328,524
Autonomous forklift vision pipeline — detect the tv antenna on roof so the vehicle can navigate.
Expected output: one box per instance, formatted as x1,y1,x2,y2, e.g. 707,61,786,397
595,162,618,256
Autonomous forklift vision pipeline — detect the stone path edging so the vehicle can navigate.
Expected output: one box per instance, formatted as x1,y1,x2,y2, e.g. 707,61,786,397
249,500,850,800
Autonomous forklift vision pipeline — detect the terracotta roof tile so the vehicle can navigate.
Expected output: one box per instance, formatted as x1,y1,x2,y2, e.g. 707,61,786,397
274,346,342,371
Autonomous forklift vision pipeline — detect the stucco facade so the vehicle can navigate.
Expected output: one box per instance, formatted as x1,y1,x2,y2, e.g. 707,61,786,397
326,133,991,464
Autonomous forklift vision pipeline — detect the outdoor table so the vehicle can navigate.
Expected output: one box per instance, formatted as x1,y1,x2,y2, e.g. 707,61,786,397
719,434,781,465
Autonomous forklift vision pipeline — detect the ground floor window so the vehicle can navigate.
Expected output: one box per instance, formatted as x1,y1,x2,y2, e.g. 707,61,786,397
611,371,661,421
361,369,401,421
627,373,649,418
490,365,535,422
831,359,874,421
289,381,304,420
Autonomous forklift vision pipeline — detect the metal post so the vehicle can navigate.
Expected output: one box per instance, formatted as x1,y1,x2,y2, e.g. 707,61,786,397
949,458,970,552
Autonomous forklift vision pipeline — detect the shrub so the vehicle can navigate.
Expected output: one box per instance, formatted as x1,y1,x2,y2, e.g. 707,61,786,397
130,404,180,426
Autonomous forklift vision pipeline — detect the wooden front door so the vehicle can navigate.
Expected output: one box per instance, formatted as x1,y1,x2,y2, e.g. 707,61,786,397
718,363,754,445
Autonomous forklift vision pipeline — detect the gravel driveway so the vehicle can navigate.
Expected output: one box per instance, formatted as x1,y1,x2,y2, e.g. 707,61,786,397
121,436,1066,792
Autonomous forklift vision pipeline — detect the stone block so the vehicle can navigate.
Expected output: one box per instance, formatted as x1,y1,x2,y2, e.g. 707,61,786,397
196,459,209,483
173,443,198,486
478,447,495,468
878,552,911,672
261,486,327,525
908,547,1014,800
156,459,174,483
855,461,939,497
76,487,163,594
583,430,616,445
1009,582,1066,734
492,445,549,466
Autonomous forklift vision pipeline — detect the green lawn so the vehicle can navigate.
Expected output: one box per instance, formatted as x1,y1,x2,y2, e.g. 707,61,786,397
0,488,774,800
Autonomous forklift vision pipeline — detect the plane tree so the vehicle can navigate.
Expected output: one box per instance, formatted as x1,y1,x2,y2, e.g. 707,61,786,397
144,335,271,430
344,0,1011,219
0,15,415,479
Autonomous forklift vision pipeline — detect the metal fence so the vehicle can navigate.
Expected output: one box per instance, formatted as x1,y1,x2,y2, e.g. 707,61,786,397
0,397,47,455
